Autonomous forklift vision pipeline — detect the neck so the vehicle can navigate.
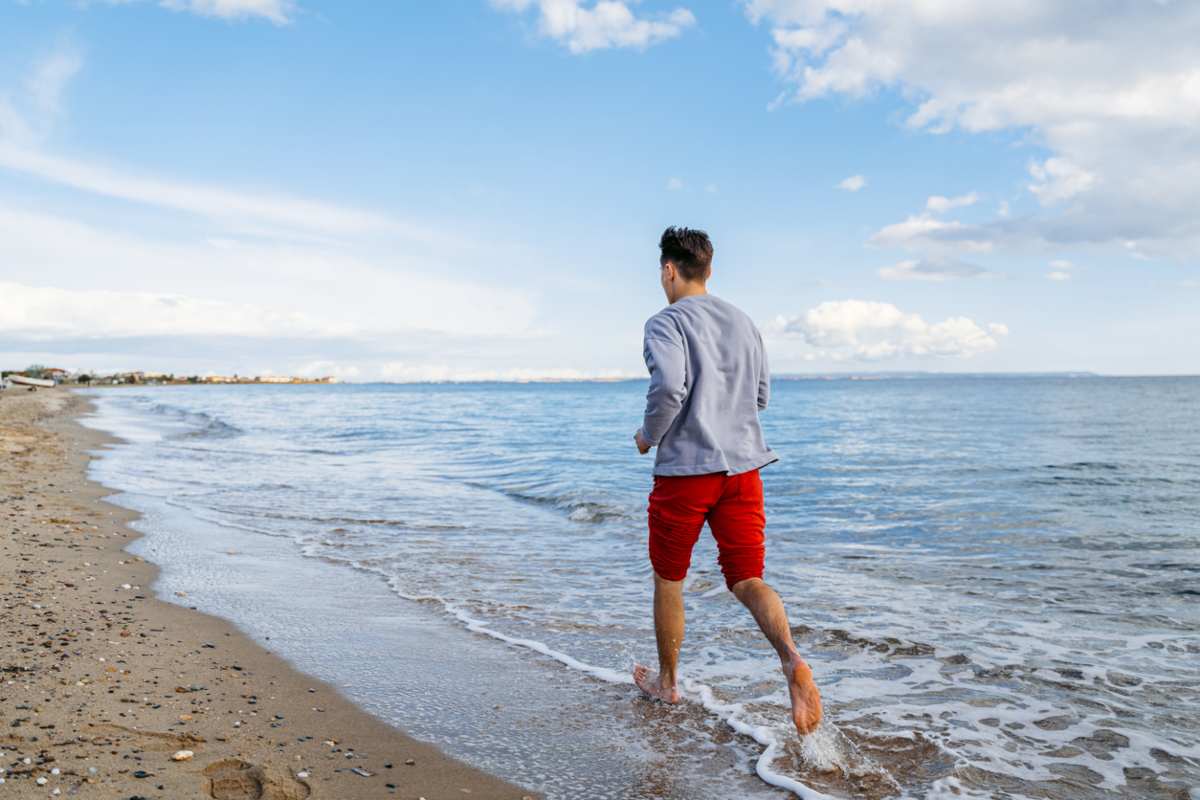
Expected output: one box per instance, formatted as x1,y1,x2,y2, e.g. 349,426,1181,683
670,282,708,304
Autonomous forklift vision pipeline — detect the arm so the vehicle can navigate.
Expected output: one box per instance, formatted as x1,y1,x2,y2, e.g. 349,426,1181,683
757,329,770,411
638,331,688,447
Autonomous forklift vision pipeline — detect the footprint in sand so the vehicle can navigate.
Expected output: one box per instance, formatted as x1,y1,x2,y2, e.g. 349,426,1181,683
203,758,310,800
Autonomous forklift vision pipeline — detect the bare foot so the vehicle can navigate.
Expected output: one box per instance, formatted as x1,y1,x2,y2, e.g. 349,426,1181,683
632,663,681,703
784,657,822,735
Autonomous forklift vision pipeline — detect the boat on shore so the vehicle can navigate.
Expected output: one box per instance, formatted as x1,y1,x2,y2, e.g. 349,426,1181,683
7,375,57,388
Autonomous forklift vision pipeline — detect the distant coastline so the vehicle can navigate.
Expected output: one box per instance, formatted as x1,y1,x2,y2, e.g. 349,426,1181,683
8,369,1199,392
2,367,338,388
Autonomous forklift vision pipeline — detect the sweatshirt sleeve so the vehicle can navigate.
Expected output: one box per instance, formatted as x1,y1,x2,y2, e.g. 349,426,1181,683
639,316,687,446
757,329,770,411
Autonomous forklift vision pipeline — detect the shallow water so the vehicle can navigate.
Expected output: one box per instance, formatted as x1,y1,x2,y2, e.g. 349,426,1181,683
80,377,1200,799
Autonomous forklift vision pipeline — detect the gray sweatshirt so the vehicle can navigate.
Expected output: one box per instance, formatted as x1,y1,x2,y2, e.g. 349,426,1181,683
638,294,778,476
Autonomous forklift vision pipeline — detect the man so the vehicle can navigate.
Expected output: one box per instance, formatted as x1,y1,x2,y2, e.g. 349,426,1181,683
632,226,822,737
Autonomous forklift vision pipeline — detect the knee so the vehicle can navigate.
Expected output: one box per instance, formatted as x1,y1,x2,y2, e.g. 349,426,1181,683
729,576,766,600
653,571,685,589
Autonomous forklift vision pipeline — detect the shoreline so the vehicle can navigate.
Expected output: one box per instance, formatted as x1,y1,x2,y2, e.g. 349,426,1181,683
0,389,533,800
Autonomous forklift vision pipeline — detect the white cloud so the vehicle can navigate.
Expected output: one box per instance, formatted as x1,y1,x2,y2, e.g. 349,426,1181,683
744,1,1200,259
1028,158,1095,205
151,0,294,24
879,258,987,282
1046,258,1075,281
925,192,978,214
294,361,361,380
837,173,865,192
666,176,684,190
1,45,82,145
0,281,345,340
25,49,83,117
767,299,1007,361
0,144,399,237
771,20,845,57
870,213,991,253
492,0,696,54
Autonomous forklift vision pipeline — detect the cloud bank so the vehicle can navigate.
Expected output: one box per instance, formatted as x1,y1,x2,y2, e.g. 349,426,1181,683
746,1,1200,259
768,300,1007,361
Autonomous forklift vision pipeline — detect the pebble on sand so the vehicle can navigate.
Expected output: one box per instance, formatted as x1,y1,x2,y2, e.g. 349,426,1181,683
171,750,194,761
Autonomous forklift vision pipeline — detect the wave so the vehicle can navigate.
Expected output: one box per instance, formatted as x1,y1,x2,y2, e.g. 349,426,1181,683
460,480,635,523
230,508,467,531
128,397,244,440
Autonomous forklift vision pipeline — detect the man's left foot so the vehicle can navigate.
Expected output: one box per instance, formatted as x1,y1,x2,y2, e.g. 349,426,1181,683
784,656,822,735
632,663,681,703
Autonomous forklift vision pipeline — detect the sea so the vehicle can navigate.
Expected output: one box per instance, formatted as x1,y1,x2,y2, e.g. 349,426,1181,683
78,377,1200,800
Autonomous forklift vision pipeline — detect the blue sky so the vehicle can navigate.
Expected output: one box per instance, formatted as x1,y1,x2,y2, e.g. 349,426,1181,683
2,0,1198,378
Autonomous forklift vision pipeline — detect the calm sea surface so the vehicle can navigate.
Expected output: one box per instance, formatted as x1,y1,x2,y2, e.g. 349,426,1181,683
80,378,1200,799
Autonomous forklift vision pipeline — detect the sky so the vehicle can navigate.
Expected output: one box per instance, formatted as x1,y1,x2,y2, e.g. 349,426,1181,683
2,0,1198,380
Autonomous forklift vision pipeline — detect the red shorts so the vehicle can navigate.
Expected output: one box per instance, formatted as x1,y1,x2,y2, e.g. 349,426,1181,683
647,469,766,590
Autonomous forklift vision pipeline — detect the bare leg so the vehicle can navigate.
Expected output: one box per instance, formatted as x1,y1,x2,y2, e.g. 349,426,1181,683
731,577,822,734
633,573,683,703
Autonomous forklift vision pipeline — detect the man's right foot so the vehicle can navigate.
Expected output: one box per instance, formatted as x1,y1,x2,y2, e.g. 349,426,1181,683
784,656,822,735
632,663,681,703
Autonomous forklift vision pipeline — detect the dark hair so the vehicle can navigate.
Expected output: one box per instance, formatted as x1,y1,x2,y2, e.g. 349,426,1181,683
659,226,713,282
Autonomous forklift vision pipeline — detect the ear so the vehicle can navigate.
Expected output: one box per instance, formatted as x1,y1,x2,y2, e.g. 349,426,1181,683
662,260,676,282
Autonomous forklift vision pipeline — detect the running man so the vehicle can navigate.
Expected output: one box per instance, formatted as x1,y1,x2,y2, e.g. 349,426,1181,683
632,226,822,736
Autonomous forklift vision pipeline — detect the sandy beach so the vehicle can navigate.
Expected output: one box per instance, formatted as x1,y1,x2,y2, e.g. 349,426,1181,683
0,388,533,800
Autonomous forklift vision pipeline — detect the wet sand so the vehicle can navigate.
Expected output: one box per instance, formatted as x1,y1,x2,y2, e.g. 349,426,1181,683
0,388,534,800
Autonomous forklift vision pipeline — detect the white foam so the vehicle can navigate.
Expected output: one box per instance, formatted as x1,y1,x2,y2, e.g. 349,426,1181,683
386,578,836,799
683,680,838,799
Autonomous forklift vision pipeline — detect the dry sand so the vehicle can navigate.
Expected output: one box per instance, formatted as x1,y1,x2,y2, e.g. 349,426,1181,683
0,388,534,800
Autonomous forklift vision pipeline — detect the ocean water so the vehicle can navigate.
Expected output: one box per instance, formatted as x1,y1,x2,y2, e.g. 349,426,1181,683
78,377,1200,799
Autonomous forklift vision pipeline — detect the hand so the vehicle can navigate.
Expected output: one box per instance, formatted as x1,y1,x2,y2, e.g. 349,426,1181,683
634,429,652,455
